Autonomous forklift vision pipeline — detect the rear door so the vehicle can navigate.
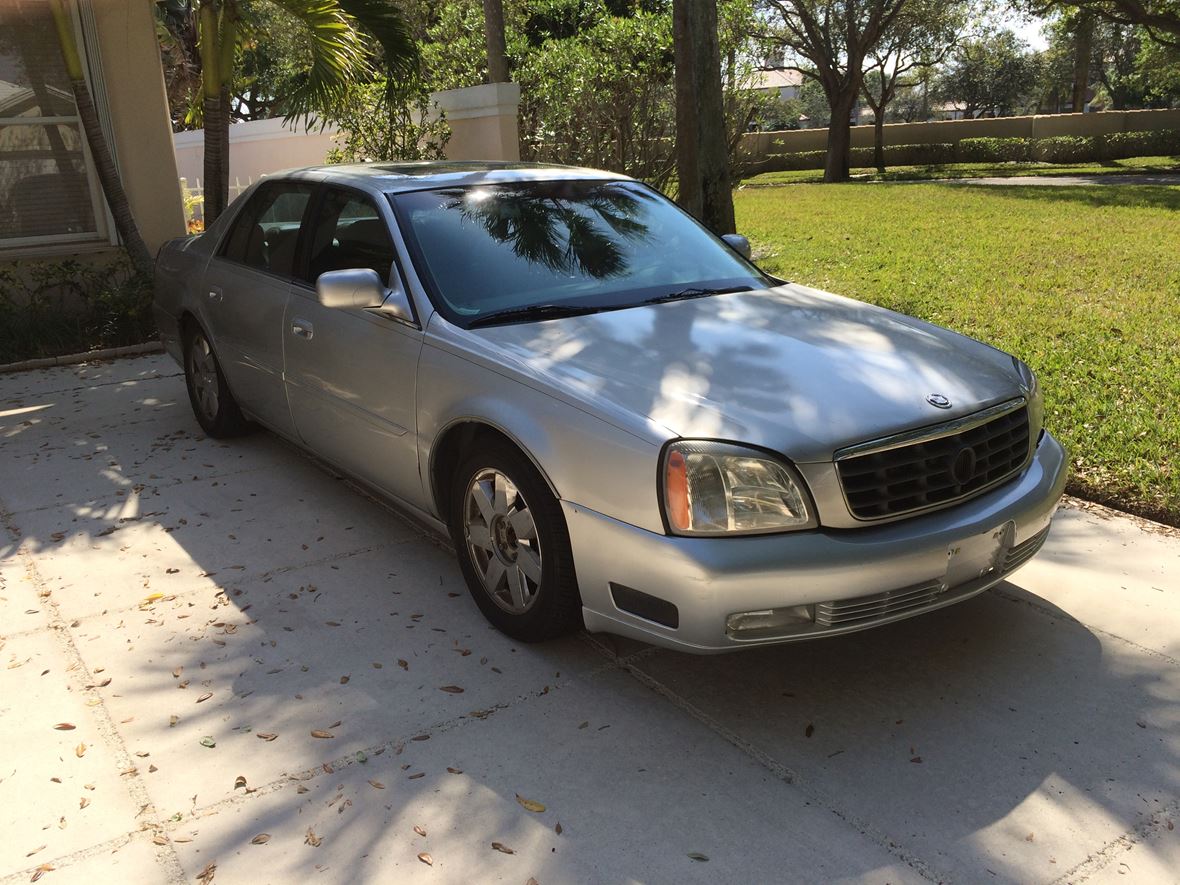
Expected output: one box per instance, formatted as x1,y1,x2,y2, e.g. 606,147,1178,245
202,181,314,438
283,185,426,507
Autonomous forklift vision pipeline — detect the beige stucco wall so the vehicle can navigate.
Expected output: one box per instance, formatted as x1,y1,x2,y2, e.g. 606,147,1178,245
742,108,1180,158
432,83,521,162
173,118,342,190
90,0,185,253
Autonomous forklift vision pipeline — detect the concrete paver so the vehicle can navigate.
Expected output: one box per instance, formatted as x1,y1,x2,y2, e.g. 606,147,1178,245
2,355,1178,884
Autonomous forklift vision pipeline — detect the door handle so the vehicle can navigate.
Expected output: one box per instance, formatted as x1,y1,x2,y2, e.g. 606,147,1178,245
291,320,314,340
207,285,223,303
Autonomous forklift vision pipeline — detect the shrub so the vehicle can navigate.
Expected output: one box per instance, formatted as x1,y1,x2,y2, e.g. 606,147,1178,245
0,255,153,364
1101,128,1180,161
1031,135,1101,163
957,136,1032,163
760,150,828,172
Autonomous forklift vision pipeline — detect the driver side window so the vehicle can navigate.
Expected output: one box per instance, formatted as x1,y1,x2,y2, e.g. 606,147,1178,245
302,189,397,286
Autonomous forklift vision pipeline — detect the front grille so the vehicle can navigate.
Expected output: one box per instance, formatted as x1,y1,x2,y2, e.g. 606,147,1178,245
1002,525,1050,573
837,405,1030,520
815,582,945,628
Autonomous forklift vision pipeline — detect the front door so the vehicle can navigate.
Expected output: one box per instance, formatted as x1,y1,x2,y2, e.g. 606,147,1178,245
283,186,425,508
203,182,314,438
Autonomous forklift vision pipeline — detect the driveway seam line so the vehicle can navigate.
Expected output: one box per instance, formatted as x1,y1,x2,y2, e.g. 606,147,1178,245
1048,798,1180,883
0,498,188,884
1,370,182,400
0,829,152,885
582,634,952,884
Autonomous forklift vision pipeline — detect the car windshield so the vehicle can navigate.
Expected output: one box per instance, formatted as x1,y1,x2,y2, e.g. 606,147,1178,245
389,180,771,327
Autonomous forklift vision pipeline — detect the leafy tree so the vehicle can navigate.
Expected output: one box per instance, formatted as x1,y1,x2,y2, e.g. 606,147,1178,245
1031,1,1180,42
756,0,908,182
933,29,1038,116
860,0,967,171
323,80,450,163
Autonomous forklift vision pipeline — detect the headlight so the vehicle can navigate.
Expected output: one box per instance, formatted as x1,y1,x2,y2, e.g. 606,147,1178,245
661,441,816,536
1013,357,1045,442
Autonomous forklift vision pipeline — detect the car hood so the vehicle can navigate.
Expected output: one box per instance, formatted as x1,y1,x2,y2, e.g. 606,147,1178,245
467,284,1023,462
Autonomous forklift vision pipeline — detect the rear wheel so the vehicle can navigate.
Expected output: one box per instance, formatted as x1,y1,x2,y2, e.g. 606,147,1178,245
183,324,250,438
449,440,582,642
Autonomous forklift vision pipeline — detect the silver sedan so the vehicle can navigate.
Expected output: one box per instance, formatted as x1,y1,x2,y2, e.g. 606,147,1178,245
153,162,1067,653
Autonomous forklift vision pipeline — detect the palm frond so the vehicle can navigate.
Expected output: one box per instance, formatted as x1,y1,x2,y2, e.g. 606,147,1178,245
269,0,373,122
337,0,419,80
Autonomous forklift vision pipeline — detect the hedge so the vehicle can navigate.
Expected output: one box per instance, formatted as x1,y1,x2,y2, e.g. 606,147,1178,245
755,127,1180,173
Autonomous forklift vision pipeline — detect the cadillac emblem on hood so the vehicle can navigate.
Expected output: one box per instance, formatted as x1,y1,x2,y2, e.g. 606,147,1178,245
926,393,952,409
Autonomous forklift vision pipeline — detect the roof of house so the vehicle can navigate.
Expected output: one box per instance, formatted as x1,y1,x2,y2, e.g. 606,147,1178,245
748,68,806,91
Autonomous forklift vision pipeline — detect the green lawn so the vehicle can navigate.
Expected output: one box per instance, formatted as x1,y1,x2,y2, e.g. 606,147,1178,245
733,182,1180,525
741,155,1180,186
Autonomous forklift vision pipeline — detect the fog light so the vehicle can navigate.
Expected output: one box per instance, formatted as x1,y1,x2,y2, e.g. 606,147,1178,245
726,605,814,638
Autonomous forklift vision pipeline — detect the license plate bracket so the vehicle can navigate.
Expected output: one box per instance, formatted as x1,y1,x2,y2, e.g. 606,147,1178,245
944,521,1015,588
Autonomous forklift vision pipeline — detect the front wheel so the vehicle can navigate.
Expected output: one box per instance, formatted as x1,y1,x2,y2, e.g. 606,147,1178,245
449,441,582,642
183,325,250,438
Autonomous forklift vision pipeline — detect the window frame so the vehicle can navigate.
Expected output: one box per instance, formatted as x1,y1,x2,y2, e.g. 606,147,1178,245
0,0,113,255
293,183,403,291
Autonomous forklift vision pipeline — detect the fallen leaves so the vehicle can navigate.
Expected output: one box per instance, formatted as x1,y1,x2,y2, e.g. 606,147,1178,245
304,828,322,847
199,736,216,749
367,780,385,790
515,794,545,813
439,685,464,694
196,862,216,883
256,733,278,742
250,833,270,845
397,659,409,671
53,723,75,731
804,723,815,738
310,730,334,739
687,852,710,862
417,852,433,866
31,864,54,882
491,841,514,855
446,767,463,775
196,692,213,703
233,776,247,790
75,743,86,758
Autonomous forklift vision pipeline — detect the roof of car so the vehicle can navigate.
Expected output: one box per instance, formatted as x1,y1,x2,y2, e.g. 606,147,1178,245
279,161,633,193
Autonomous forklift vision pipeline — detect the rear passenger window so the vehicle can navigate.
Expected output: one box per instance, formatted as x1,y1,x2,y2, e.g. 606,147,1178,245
302,189,396,285
220,183,312,277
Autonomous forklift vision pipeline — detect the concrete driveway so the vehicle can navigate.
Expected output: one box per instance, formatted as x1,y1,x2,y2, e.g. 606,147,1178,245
1,355,1177,885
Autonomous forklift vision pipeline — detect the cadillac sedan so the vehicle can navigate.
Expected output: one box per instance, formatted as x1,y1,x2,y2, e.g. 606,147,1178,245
154,162,1067,653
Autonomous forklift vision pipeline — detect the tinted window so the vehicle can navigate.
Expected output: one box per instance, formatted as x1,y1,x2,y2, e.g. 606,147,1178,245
220,183,313,277
302,189,396,284
391,181,769,326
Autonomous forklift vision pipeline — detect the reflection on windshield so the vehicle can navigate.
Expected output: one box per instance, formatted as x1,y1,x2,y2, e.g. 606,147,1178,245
392,180,768,326
450,183,648,279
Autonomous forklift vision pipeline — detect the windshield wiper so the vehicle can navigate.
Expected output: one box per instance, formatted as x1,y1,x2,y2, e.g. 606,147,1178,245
467,303,604,328
641,285,753,306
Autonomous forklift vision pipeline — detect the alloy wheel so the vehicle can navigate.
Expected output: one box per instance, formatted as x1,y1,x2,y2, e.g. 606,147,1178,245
463,468,543,614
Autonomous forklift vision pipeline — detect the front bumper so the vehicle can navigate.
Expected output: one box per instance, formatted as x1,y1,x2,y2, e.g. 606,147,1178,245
566,431,1067,653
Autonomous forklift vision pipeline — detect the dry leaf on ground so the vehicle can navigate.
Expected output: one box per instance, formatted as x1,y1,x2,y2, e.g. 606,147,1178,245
417,852,433,866
251,834,270,845
414,825,427,837
491,842,514,854
305,828,322,847
256,733,278,741
516,794,545,813
53,723,75,731
311,730,334,739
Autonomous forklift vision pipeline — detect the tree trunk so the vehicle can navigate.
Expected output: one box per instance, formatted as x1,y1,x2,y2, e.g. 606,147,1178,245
202,92,226,225
48,0,153,276
824,90,856,183
673,0,734,234
199,0,235,226
1072,11,1093,113
483,0,509,84
873,108,885,173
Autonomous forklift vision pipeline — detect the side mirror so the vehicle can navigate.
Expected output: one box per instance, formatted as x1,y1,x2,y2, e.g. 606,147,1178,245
316,268,386,310
722,233,752,259
315,267,415,324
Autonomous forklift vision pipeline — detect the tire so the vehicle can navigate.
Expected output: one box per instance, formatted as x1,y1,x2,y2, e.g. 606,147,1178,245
183,323,250,438
448,439,583,642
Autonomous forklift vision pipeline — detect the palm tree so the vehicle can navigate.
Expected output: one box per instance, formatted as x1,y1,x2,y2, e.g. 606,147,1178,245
195,0,418,225
48,0,153,276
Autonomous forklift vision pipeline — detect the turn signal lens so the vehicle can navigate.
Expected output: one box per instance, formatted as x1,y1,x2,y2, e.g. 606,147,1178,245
665,449,691,531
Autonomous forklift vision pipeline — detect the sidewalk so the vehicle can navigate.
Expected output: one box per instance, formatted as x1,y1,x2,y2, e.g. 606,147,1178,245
2,355,1177,884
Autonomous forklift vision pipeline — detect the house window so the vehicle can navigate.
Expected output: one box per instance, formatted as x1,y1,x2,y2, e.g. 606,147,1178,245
0,0,107,250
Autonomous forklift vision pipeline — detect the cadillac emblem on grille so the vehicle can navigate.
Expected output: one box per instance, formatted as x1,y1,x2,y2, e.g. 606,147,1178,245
926,393,952,409
951,446,978,485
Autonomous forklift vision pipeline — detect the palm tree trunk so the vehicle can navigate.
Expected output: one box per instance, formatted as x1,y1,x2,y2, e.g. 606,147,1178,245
482,0,509,84
48,0,153,276
199,0,235,226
